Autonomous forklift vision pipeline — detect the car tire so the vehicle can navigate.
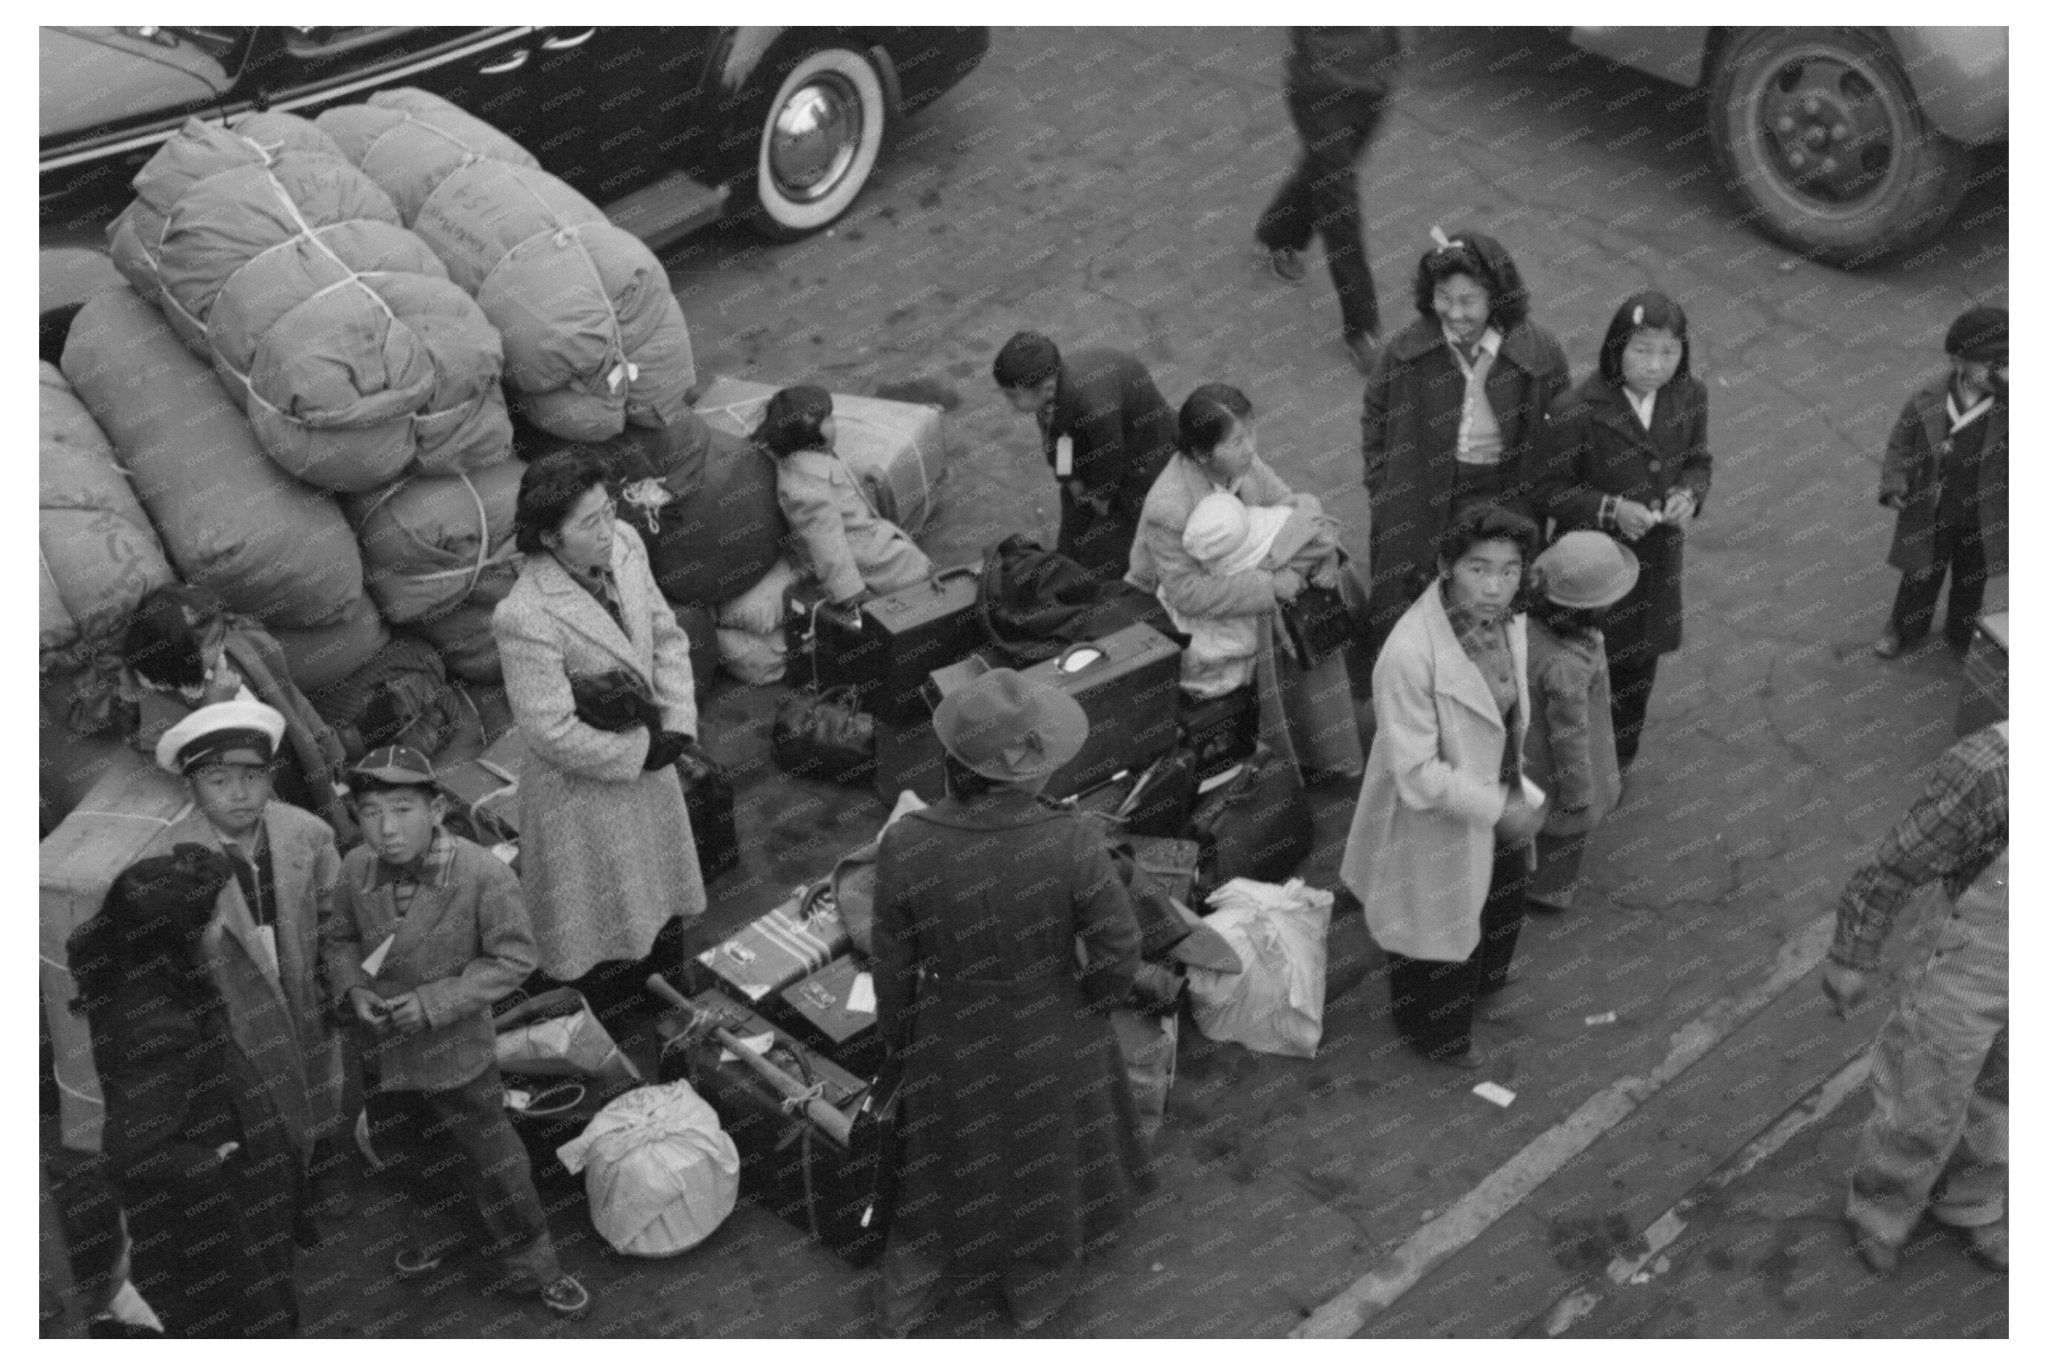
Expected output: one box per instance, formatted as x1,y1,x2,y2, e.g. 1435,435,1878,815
1707,26,1969,266
745,46,887,240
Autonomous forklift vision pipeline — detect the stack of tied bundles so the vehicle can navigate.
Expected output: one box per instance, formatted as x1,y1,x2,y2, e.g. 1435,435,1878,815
39,361,174,676
348,462,523,683
318,88,694,441
105,110,510,492
61,286,387,682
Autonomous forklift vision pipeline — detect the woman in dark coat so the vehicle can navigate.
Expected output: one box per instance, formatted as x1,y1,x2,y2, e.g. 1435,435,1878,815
1538,291,1712,768
1361,229,1571,663
69,845,304,1337
872,669,1152,1334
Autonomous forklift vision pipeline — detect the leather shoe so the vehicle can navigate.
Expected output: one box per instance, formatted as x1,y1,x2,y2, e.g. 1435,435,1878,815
1852,1231,1900,1275
1268,246,1307,284
1345,333,1381,376
1872,630,1903,659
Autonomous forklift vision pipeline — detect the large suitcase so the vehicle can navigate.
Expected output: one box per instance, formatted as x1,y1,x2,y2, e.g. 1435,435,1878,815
777,955,884,1076
810,565,984,724
697,893,849,1004
654,986,890,1265
694,376,946,536
1020,623,1182,800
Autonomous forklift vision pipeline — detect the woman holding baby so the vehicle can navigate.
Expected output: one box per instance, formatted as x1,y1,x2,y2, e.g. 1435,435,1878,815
1125,382,1363,783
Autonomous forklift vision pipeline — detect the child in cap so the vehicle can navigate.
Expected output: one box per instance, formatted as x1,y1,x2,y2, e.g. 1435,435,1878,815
1523,532,1639,912
153,699,348,1211
317,745,592,1320
1165,490,1344,697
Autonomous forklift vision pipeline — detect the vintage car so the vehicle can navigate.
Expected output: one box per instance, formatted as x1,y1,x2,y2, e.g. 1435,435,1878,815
40,25,990,243
1570,26,2007,266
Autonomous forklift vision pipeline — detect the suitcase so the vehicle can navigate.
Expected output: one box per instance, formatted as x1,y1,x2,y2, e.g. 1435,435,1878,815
436,727,526,848
694,377,946,536
1190,743,1314,895
680,749,740,882
809,565,984,724
1956,610,2008,737
1020,623,1182,800
697,893,849,1004
1178,684,1259,782
777,955,884,1076
655,988,890,1265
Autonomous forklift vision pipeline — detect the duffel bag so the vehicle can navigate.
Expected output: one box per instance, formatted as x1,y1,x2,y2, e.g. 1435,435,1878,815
1190,743,1314,896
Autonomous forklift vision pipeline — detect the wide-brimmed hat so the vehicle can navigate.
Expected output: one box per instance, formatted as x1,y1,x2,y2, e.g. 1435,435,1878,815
931,668,1088,782
1533,531,1640,610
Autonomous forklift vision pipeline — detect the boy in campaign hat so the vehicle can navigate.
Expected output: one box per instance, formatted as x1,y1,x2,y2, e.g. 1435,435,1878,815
152,699,349,1215
317,746,591,1320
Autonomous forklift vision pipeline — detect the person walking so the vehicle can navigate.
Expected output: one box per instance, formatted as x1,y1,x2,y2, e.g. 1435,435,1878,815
1872,305,2008,659
870,668,1153,1334
493,450,705,1017
1822,721,2008,1275
992,331,1178,583
1341,504,1545,1068
1254,26,1403,375
1538,290,1712,769
70,845,305,1337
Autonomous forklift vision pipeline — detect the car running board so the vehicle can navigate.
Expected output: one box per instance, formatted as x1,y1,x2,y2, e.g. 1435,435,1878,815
606,170,730,251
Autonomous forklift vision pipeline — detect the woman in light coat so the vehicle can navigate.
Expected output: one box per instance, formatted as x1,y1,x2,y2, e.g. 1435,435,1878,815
493,450,704,1004
1126,382,1363,782
1340,503,1546,1068
758,386,931,616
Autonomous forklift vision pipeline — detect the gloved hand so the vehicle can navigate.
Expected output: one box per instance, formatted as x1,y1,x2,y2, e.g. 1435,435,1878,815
644,730,691,771
671,737,715,787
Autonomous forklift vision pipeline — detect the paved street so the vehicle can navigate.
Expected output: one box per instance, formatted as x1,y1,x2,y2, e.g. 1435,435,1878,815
41,26,2009,1339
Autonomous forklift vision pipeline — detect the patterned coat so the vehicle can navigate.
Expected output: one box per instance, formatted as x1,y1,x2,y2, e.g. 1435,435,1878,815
146,799,344,1152
1538,373,1713,662
493,524,703,979
873,790,1153,1279
775,447,932,605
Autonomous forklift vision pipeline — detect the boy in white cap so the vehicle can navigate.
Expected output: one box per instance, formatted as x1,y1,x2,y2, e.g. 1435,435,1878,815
152,699,347,1215
1165,490,1343,697
319,745,590,1320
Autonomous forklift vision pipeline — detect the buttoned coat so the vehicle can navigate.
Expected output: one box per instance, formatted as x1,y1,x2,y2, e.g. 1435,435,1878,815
320,834,539,1092
1539,373,1712,661
146,799,343,1152
1522,620,1620,839
1361,316,1570,616
1879,375,2009,578
1128,452,1363,778
493,523,704,980
1043,348,1178,576
1340,585,1530,962
775,446,932,605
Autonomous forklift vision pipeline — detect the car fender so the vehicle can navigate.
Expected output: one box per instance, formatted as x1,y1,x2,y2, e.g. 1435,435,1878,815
1568,26,1710,89
1884,27,2007,144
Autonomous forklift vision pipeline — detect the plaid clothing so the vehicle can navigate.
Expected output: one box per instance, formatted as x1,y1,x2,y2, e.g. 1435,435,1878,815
1831,724,2008,971
1442,585,1521,784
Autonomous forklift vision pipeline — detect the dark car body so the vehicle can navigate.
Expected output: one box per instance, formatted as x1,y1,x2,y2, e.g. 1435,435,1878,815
40,25,989,238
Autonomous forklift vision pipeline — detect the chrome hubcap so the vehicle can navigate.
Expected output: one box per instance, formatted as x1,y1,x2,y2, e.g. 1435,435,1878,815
769,73,862,203
1754,49,1901,205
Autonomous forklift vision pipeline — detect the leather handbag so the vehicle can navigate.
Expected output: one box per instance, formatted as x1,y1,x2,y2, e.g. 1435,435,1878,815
676,746,739,882
567,667,660,733
772,685,876,785
1190,742,1314,895
1278,579,1357,670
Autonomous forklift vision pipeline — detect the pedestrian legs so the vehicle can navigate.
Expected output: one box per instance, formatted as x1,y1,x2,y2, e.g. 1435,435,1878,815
368,1067,561,1288
1386,847,1526,1060
1472,846,1529,997
877,1230,950,1335
1606,651,1659,769
1255,85,1388,344
1886,519,1987,649
1940,522,1989,650
1529,831,1588,910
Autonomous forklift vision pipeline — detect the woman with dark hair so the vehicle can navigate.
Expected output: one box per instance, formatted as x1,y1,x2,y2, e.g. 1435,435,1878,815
492,449,704,1012
1126,382,1364,781
1536,289,1712,768
871,668,1151,1334
70,845,304,1337
1360,229,1571,664
756,385,932,617
1340,502,1545,1068
66,583,350,831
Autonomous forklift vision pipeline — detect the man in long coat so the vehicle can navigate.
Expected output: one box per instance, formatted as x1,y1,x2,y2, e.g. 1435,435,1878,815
1873,306,2008,658
993,331,1178,583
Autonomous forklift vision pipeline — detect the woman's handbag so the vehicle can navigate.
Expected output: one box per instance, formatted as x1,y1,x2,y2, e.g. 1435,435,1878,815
1278,580,1356,670
675,746,739,881
771,684,877,784
567,667,659,733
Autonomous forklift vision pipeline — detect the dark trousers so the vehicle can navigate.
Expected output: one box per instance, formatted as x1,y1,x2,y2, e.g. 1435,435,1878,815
1056,484,1143,585
1255,82,1389,342
1606,649,1660,770
1888,518,1989,649
550,913,695,1029
1384,847,1528,1059
366,1065,559,1286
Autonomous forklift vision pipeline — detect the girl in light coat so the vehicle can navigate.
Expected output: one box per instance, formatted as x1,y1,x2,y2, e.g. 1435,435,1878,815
1340,503,1544,1068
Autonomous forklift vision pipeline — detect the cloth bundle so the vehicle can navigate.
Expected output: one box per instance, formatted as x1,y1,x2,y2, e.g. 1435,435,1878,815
39,362,175,674
61,286,368,630
1185,878,1333,1059
348,462,522,683
317,89,695,441
106,111,511,492
557,1081,740,1258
